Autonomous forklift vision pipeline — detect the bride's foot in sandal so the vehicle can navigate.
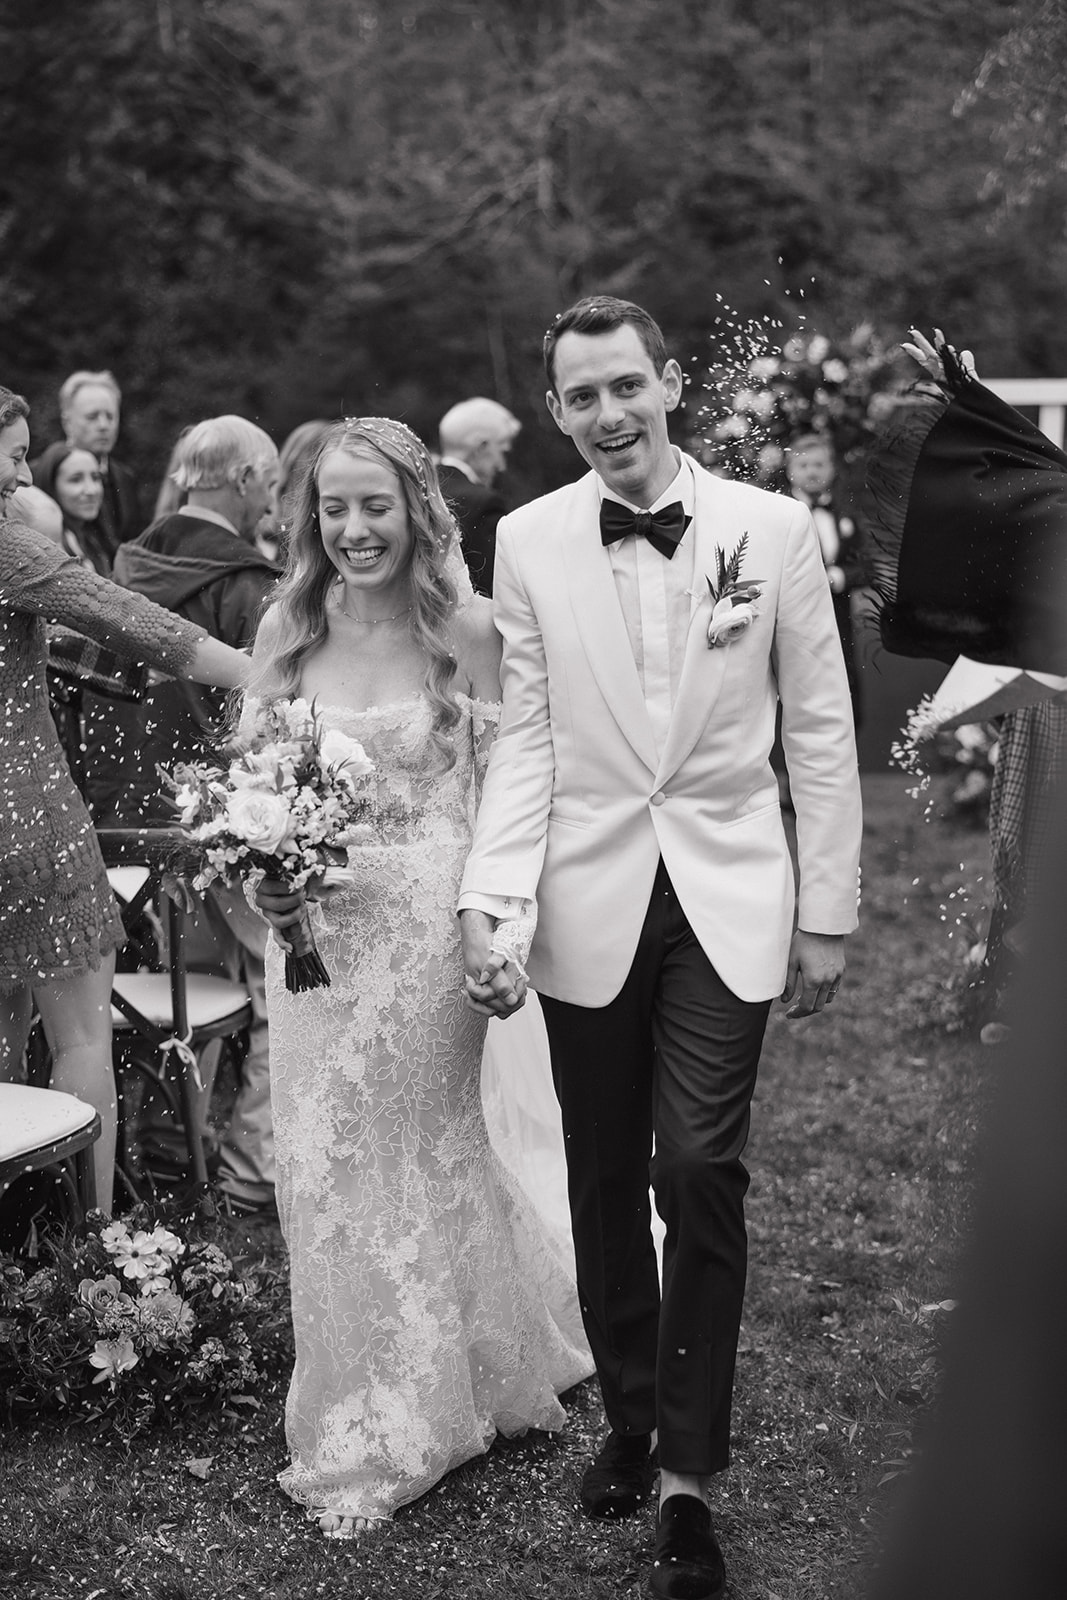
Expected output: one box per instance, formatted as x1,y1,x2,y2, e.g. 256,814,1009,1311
316,1511,376,1539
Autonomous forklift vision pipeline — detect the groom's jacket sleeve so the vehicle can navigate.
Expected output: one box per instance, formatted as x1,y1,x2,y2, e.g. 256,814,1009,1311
774,501,863,935
459,513,556,906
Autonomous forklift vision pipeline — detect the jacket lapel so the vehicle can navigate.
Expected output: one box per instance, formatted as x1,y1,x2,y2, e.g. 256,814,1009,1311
560,476,658,773
654,464,736,784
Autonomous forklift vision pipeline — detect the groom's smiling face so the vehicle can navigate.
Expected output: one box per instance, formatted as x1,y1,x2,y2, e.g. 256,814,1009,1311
546,324,682,508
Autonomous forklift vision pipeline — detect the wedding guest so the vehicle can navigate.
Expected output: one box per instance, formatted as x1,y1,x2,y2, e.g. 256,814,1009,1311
113,416,281,1214
250,416,591,1537
31,442,111,574
31,439,149,816
459,296,863,1600
785,431,870,727
436,397,521,596
150,426,192,520
51,369,142,552
0,385,251,1215
273,420,331,565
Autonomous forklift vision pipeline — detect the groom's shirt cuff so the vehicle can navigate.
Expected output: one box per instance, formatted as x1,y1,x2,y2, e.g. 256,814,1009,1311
457,892,532,921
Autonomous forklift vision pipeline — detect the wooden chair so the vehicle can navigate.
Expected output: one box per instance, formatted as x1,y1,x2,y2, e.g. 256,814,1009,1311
96,828,252,1199
0,1083,101,1221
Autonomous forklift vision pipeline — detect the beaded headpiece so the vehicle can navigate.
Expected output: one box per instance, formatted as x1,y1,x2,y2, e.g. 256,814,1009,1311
342,416,431,498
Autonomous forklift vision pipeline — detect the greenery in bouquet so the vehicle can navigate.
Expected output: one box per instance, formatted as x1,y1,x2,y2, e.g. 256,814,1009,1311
160,696,413,991
0,1200,291,1434
688,313,909,485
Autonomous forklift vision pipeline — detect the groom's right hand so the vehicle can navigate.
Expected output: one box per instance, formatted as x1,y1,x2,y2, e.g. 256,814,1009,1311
459,908,527,1018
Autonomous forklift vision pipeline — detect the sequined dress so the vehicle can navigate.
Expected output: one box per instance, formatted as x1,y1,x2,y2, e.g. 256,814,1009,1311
265,693,591,1524
0,517,203,992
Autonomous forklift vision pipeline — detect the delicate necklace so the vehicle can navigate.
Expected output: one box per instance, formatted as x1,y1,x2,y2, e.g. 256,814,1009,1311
341,602,413,624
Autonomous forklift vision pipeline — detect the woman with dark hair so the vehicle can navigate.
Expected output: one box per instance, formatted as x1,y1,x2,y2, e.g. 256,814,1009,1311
0,386,252,1213
32,440,112,575
249,417,590,1539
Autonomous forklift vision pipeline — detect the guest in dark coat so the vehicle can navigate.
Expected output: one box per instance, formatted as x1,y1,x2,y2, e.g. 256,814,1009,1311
785,431,870,727
436,397,521,596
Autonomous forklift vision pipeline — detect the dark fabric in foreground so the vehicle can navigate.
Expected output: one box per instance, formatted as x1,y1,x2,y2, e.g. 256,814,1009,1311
866,361,1067,673
870,777,1067,1599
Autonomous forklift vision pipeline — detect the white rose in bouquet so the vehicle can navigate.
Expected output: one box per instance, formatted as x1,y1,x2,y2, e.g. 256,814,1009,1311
319,728,375,787
226,789,294,855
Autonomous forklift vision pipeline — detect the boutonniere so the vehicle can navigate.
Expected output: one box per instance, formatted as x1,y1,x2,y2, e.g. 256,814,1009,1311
838,516,855,539
705,533,765,649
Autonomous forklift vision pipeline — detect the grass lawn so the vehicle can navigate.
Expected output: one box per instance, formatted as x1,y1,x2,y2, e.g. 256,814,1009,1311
0,772,996,1600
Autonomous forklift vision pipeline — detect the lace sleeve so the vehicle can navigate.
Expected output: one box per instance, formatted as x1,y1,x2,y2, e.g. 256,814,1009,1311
0,518,204,676
469,695,502,806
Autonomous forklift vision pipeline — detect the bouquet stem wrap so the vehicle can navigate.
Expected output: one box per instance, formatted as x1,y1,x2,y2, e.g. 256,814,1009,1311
284,901,331,992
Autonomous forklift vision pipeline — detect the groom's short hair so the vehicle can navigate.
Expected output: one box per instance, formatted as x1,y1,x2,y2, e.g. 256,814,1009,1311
543,296,669,393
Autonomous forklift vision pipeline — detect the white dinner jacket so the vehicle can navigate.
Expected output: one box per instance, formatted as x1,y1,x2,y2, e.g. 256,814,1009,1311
460,454,863,1006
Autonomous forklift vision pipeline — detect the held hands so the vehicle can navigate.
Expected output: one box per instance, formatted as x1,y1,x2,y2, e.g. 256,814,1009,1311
459,908,528,1019
781,930,846,1020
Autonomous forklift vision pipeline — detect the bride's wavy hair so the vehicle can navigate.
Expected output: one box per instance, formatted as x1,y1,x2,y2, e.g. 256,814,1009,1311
252,417,462,768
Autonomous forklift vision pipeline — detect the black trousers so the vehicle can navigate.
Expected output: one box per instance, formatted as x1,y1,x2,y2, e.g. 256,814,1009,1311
539,859,770,1475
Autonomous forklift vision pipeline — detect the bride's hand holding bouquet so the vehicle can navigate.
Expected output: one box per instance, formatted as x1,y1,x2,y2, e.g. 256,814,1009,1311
161,695,408,992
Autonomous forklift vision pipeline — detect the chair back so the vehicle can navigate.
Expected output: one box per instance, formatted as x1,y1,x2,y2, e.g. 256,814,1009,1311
96,829,252,1195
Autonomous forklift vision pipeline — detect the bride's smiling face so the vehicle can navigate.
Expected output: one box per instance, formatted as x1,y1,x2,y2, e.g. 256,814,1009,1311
317,448,414,604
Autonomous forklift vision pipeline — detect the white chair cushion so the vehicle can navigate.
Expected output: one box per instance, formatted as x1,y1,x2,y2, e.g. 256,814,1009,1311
0,1083,98,1161
106,866,151,903
111,972,250,1031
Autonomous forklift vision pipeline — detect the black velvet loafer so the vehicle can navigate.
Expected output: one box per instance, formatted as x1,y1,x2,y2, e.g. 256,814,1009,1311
648,1494,726,1600
580,1429,657,1519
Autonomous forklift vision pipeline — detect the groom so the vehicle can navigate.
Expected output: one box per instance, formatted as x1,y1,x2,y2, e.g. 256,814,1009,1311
459,296,862,1600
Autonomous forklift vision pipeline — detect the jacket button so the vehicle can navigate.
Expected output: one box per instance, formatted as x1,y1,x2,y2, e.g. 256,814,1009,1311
651,791,666,806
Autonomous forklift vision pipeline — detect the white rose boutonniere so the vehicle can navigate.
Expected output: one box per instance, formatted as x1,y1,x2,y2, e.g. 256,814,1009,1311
705,533,765,650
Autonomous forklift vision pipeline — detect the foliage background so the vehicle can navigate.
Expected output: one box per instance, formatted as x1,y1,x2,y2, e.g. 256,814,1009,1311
2,0,1065,499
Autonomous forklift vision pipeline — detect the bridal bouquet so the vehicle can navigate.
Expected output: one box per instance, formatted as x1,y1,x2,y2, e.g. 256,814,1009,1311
161,697,408,992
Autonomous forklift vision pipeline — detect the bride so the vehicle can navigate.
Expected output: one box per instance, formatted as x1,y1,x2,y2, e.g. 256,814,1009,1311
248,416,591,1537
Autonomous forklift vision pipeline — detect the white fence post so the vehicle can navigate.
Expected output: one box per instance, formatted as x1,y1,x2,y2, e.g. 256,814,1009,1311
984,379,1067,448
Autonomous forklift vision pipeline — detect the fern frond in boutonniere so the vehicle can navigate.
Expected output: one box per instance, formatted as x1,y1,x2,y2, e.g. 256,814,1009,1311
705,534,766,649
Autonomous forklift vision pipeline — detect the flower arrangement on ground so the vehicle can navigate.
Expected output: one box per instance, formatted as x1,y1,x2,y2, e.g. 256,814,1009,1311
0,1202,290,1433
161,696,413,992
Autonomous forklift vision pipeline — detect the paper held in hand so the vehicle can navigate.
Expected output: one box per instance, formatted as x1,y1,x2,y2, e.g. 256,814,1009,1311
919,654,1067,735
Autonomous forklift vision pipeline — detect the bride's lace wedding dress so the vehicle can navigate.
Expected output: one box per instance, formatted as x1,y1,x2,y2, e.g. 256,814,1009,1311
265,693,591,1526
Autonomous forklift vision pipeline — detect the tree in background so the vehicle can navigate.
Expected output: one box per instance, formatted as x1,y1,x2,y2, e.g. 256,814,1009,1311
954,0,1067,216
3,0,1066,498
0,0,334,490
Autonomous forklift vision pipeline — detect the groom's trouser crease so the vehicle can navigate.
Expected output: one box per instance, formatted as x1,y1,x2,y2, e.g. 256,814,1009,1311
540,857,768,1477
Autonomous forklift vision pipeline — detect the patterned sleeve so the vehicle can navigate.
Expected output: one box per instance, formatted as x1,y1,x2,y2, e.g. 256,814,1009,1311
0,517,205,676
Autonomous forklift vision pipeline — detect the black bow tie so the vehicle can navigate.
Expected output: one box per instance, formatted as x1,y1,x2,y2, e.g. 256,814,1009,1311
599,499,690,560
